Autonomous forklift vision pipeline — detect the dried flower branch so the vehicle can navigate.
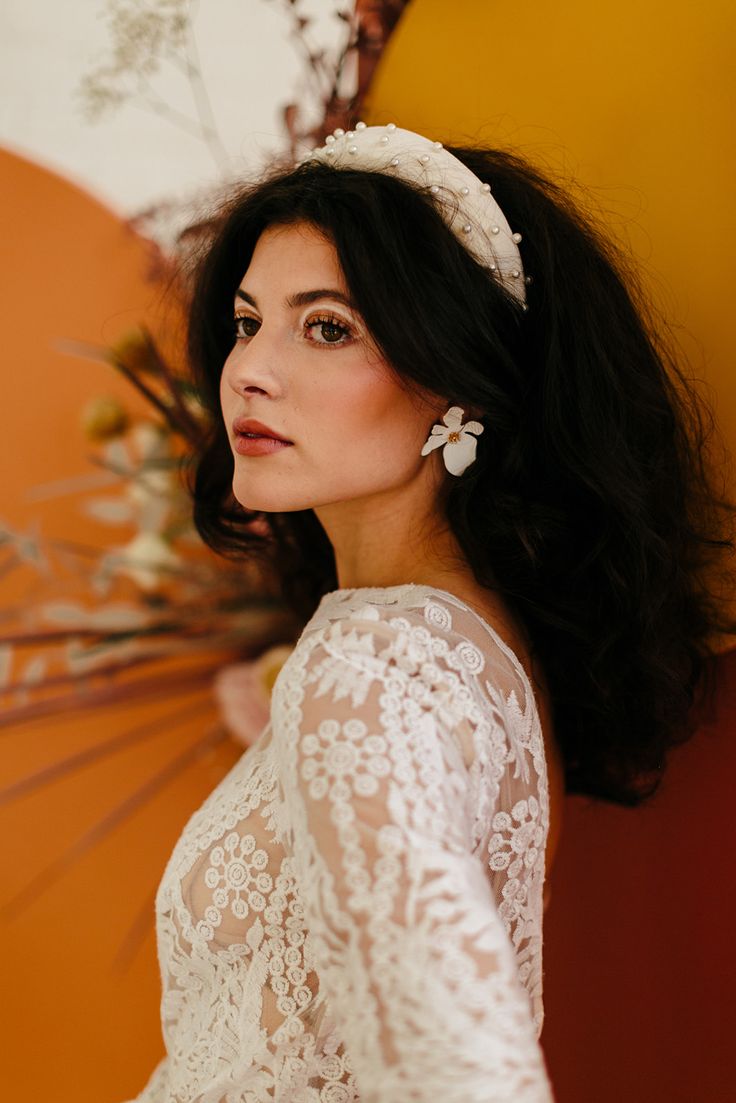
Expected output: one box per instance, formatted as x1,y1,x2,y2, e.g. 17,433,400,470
5,2,412,964
75,0,229,169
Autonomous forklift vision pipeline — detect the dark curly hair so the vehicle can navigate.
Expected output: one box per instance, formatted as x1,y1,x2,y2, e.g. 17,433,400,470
183,145,736,807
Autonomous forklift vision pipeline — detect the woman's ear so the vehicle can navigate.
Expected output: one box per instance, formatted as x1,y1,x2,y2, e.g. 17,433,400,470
442,399,485,416
428,399,486,423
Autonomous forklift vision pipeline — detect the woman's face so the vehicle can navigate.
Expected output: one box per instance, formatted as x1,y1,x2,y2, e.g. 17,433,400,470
220,220,446,515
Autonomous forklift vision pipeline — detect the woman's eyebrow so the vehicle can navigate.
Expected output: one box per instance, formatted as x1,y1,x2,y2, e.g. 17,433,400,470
286,289,355,309
234,288,355,309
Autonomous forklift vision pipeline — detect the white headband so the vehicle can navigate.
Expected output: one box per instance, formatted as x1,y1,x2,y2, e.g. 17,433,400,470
305,122,527,308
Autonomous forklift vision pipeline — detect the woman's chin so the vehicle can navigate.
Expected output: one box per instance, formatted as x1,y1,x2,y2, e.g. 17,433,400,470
232,486,308,514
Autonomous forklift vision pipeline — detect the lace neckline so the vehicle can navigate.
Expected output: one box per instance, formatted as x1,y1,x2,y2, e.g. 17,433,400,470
319,582,536,705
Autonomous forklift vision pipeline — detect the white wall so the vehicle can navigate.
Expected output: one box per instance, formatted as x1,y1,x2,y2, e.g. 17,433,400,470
0,0,351,216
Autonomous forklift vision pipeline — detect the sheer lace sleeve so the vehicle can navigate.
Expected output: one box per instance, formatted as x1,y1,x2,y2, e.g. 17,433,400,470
273,607,554,1103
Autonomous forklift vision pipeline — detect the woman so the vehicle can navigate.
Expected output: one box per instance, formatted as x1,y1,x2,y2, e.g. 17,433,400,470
127,125,735,1102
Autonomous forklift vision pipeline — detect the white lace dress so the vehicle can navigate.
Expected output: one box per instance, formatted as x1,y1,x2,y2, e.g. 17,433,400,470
125,584,554,1102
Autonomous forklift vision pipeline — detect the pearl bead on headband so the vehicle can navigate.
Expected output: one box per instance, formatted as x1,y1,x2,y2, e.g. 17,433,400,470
304,122,527,308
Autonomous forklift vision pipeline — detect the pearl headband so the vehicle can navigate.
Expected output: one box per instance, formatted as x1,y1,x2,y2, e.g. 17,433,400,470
304,122,527,308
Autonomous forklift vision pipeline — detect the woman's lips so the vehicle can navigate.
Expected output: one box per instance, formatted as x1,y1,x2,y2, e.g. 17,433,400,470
233,433,294,457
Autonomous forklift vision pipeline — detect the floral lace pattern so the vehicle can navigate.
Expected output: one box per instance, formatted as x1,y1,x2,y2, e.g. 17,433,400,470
124,584,553,1103
198,832,272,936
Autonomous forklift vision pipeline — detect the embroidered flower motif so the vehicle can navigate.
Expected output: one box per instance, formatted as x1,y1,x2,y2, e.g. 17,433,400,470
454,640,485,675
198,832,273,939
420,406,485,476
424,599,453,633
299,717,389,802
488,798,544,876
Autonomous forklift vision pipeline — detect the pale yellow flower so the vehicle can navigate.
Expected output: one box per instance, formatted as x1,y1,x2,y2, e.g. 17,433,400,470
117,531,180,590
81,396,130,442
214,645,294,748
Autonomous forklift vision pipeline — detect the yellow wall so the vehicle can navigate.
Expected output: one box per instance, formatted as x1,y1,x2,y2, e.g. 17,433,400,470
363,7,736,1098
365,0,736,474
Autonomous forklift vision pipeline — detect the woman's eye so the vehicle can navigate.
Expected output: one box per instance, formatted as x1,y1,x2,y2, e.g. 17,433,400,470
232,312,353,345
305,315,353,346
234,314,260,340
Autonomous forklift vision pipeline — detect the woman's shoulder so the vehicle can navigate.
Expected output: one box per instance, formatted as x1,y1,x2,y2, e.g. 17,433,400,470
277,581,563,876
290,583,536,719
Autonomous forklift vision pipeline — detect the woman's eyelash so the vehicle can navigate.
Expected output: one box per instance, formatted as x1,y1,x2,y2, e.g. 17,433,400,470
305,314,353,345
232,312,354,345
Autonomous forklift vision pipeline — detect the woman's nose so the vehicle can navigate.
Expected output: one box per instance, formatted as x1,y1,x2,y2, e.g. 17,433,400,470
223,332,282,397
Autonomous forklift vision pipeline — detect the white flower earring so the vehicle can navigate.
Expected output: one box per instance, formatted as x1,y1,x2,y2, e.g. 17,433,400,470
420,406,484,476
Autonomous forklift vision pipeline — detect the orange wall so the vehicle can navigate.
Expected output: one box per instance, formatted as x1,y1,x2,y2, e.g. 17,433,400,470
0,147,241,1103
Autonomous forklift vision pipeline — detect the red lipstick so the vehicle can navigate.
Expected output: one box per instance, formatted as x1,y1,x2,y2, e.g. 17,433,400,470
233,418,291,441
232,417,294,457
